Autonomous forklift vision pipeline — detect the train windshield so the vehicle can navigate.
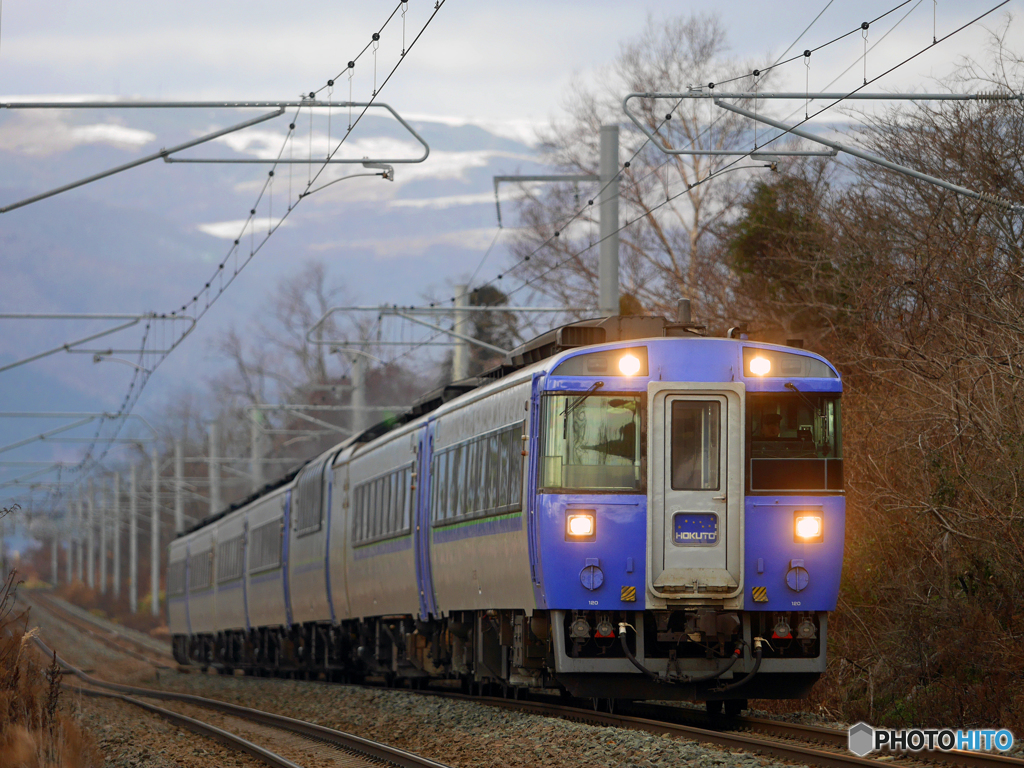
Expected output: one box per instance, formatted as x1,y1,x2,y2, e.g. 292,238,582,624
748,393,843,492
539,393,644,492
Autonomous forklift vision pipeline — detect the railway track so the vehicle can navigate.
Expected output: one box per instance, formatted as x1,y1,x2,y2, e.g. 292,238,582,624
34,594,1024,768
25,590,175,669
452,695,1024,768
28,618,452,768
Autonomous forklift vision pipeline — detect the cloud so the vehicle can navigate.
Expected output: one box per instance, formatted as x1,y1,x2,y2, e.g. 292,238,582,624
403,112,544,145
212,128,533,187
196,218,290,239
310,227,500,259
388,192,496,210
214,128,290,160
0,112,155,156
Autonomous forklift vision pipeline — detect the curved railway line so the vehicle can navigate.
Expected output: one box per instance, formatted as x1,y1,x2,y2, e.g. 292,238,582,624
27,596,452,768
28,591,1024,768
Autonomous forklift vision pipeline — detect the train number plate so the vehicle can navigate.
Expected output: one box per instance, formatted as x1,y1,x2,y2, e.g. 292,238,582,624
672,513,719,546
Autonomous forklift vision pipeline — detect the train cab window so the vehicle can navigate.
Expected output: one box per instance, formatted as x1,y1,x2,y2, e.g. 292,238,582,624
539,394,644,493
748,393,842,492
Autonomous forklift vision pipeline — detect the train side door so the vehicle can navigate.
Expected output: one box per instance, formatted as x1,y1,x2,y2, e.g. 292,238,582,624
526,373,546,607
414,422,439,619
184,541,192,636
282,490,294,626
648,382,744,598
242,518,250,632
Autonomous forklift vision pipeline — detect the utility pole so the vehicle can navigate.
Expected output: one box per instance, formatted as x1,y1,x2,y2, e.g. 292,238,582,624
75,492,83,582
151,446,159,617
50,534,57,587
129,465,137,613
99,483,107,594
65,516,72,585
208,422,220,516
491,124,619,317
598,124,620,317
250,416,264,494
112,472,121,597
452,284,470,381
86,479,95,589
174,440,184,534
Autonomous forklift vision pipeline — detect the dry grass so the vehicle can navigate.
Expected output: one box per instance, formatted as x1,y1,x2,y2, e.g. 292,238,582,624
0,570,101,768
56,580,165,637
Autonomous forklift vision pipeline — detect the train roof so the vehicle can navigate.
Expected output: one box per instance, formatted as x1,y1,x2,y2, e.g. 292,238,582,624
178,314,836,537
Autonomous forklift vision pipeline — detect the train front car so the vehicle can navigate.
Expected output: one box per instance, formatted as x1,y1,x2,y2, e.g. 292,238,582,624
534,335,843,707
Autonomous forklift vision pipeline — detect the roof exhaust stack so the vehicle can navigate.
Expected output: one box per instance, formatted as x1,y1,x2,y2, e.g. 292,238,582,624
677,299,692,325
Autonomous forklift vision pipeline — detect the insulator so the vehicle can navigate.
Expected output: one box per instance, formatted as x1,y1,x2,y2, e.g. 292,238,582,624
978,90,1015,102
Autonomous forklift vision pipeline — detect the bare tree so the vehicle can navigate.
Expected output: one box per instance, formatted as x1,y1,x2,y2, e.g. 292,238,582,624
727,28,1024,726
506,13,774,324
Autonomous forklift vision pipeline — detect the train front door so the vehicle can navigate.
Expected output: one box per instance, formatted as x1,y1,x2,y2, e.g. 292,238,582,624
648,383,744,598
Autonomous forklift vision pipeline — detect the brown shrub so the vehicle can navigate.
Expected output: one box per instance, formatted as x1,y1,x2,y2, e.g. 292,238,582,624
0,572,101,767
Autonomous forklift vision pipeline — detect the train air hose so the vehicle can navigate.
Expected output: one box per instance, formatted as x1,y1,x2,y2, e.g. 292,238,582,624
618,623,761,686
713,639,763,692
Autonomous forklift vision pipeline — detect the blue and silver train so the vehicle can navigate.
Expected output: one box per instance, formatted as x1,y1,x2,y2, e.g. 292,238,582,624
168,315,844,710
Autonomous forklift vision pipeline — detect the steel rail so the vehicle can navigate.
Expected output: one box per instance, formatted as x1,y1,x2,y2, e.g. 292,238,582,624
624,703,1024,768
39,592,1023,768
73,685,305,768
29,628,450,768
28,592,173,667
446,695,1024,768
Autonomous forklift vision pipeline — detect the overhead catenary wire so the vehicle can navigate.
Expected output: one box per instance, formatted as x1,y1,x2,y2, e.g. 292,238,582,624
367,0,991,371
18,1,448,513
421,0,933,313
15,0,1005,514
492,0,1013,307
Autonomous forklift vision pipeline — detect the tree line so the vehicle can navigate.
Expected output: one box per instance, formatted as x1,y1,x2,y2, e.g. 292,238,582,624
509,13,1024,728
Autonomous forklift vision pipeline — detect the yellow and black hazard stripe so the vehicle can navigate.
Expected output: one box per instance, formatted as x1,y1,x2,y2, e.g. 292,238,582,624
751,586,769,603
620,585,637,602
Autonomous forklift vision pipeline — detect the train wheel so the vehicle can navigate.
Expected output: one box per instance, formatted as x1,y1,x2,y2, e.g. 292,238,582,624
724,699,746,717
706,700,723,716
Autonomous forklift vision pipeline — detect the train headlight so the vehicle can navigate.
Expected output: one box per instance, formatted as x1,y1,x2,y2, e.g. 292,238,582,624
794,513,823,542
749,355,772,376
618,353,642,376
566,513,596,539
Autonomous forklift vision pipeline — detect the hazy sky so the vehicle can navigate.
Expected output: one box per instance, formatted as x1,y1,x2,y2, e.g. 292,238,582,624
1,0,1022,512
3,1,1021,128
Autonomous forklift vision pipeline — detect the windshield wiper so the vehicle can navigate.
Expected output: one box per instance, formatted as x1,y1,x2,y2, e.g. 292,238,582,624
563,381,604,438
784,381,819,411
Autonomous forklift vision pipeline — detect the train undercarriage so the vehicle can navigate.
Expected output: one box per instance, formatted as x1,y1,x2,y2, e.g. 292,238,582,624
173,607,825,704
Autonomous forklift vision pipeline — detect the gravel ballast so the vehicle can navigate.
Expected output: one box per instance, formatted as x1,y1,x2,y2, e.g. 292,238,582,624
27,594,819,768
